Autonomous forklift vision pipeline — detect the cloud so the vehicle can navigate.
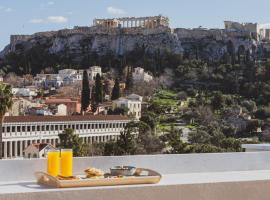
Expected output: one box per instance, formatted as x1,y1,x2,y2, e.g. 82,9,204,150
0,6,14,12
29,16,68,24
47,16,68,23
107,6,126,15
29,18,44,24
5,7,14,12
48,1,54,5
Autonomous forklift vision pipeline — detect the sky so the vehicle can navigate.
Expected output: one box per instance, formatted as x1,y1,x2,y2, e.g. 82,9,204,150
1,0,270,50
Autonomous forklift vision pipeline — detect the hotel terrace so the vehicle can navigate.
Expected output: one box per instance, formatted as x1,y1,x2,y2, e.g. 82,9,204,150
1,115,130,159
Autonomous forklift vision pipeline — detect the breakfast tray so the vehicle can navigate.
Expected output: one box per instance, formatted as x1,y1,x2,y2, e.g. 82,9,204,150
35,168,161,188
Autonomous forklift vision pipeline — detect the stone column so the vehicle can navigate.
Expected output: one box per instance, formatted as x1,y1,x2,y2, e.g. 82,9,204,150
4,141,7,159
20,141,23,157
9,141,13,158
14,141,18,158
24,140,27,149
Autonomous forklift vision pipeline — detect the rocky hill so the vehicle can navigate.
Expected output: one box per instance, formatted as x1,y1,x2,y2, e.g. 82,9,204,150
0,25,267,74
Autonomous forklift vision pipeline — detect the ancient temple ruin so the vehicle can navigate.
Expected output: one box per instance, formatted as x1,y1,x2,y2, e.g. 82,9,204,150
93,15,169,28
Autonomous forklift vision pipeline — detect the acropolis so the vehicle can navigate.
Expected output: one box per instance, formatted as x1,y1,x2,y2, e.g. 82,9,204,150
93,15,169,28
9,15,270,44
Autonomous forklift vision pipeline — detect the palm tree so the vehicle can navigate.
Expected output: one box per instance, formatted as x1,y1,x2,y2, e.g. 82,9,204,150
0,83,13,159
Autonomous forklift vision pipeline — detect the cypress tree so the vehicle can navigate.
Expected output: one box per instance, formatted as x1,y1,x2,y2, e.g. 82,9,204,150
91,85,97,112
125,66,133,92
94,73,103,104
111,78,120,100
81,70,90,113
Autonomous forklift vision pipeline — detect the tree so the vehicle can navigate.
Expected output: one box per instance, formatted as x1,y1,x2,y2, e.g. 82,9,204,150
135,121,164,154
0,83,13,159
188,130,211,144
94,73,103,104
81,70,90,113
104,122,138,155
58,128,86,157
140,111,159,133
162,126,192,154
211,92,225,111
91,85,97,112
125,66,133,92
115,122,137,155
111,78,120,100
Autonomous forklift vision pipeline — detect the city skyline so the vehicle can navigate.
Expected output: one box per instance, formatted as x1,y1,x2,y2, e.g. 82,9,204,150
1,0,270,50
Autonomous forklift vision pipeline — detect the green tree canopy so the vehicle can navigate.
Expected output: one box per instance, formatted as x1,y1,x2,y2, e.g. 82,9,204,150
58,128,86,157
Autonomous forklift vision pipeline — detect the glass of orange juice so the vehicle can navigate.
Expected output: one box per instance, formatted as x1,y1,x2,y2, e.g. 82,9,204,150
60,149,73,177
47,149,60,177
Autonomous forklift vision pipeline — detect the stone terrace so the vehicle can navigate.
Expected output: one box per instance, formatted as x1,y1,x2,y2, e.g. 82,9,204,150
1,152,270,200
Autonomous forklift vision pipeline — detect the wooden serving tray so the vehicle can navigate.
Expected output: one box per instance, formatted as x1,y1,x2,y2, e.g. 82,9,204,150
35,168,161,188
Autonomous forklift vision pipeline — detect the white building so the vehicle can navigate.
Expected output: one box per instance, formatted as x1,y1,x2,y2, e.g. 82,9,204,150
132,67,153,83
12,88,37,97
23,143,56,158
58,69,77,76
35,74,63,89
59,69,82,85
113,94,142,120
10,97,39,116
56,104,67,116
1,115,130,159
88,66,102,81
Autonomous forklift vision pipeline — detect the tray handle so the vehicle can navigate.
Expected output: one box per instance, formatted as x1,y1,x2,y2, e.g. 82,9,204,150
35,171,60,188
135,168,161,177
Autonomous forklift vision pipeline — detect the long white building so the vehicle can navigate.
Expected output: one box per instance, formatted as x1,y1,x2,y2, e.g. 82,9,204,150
1,115,130,159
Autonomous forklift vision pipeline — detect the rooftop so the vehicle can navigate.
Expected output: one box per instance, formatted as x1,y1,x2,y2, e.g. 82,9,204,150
3,115,129,123
45,98,79,104
1,152,270,200
27,143,55,151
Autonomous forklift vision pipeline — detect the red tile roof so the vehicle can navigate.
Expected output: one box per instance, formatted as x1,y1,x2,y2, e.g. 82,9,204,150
45,99,79,104
4,115,129,123
30,143,55,151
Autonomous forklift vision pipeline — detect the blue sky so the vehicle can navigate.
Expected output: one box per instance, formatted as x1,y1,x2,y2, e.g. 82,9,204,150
1,0,270,50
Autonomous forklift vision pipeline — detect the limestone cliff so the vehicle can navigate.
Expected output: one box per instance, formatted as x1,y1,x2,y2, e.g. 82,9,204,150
0,25,265,68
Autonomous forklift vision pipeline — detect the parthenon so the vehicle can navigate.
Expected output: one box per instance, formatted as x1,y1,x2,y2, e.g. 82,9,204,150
93,15,169,28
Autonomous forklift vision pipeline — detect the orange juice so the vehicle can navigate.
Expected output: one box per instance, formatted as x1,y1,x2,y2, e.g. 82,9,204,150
60,149,73,177
47,150,60,177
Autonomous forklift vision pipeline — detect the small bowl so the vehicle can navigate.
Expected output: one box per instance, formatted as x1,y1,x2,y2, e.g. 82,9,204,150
110,166,136,176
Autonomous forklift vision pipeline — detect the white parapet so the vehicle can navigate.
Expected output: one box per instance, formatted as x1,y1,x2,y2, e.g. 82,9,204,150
1,153,270,199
